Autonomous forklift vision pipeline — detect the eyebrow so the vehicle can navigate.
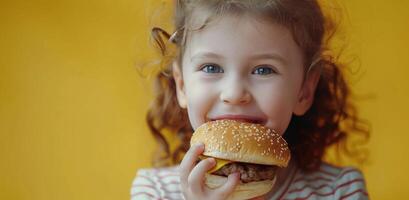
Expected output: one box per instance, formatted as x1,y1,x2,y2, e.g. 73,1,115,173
190,52,224,62
190,51,288,65
250,53,288,65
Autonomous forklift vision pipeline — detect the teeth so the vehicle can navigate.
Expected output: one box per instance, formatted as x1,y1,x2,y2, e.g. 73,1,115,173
207,118,265,125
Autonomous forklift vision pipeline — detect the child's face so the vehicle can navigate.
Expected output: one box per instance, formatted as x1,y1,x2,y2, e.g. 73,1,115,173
173,14,319,135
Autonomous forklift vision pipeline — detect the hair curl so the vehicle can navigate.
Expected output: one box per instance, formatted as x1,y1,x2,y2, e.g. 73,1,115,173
144,0,369,172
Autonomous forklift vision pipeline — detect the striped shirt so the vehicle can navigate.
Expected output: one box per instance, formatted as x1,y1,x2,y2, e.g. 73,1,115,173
130,162,368,200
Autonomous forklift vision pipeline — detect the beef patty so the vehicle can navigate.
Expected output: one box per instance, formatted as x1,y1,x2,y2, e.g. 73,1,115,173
212,162,277,183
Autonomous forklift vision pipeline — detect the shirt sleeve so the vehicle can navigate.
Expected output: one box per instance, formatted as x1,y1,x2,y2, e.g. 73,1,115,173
130,169,161,200
333,167,369,200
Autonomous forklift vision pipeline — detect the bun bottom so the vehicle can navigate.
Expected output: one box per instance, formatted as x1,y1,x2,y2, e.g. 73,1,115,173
205,174,276,200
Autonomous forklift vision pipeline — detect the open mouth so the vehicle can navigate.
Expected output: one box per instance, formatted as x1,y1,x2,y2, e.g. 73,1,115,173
208,117,266,125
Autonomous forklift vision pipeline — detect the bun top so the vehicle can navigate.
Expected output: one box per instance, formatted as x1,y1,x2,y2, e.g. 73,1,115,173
190,119,291,167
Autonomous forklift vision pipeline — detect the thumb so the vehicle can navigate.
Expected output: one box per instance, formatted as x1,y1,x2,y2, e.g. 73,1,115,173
249,196,266,200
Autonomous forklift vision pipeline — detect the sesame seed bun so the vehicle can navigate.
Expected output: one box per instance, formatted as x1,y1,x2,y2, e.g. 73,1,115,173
191,119,291,167
190,120,291,199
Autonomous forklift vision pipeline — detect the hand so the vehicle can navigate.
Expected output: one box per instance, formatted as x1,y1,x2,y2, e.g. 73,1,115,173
179,143,241,200
249,196,266,200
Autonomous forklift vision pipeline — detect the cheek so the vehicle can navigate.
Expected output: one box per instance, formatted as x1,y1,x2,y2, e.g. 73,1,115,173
263,95,293,132
184,77,217,130
257,82,300,134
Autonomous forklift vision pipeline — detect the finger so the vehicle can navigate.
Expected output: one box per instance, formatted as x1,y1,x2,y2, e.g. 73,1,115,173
249,196,266,200
179,143,204,186
213,172,241,199
188,157,216,194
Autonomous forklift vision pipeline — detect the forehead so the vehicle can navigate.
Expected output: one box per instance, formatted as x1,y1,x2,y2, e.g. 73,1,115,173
184,13,303,65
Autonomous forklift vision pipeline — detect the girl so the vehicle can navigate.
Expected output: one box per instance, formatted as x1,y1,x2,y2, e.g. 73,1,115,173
131,0,370,199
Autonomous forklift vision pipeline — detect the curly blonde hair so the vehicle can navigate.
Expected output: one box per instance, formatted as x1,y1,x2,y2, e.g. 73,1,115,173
145,0,369,172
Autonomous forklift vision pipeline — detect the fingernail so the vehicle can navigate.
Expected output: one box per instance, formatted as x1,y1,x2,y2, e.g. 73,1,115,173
232,172,240,178
195,143,204,149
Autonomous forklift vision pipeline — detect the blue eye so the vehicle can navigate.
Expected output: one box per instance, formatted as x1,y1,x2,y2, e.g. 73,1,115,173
252,66,276,75
201,64,224,73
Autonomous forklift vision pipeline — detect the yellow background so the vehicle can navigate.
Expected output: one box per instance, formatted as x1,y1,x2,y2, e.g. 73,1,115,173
1,0,408,199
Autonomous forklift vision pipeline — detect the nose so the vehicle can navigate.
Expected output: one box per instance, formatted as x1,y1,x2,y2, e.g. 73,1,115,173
220,80,252,105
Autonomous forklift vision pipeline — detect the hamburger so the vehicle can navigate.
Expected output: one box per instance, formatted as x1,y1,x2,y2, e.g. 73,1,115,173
190,119,291,200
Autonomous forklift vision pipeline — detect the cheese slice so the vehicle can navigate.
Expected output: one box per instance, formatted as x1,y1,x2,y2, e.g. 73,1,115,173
199,155,233,173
